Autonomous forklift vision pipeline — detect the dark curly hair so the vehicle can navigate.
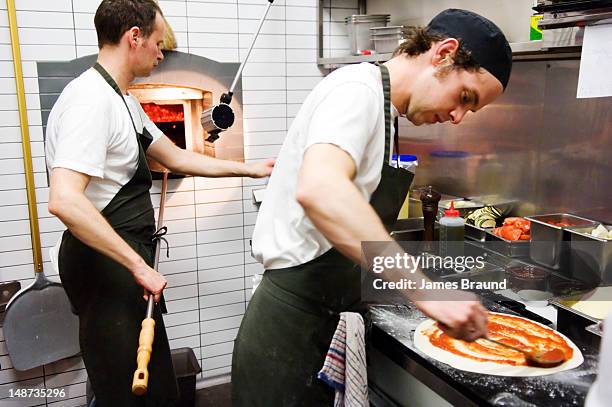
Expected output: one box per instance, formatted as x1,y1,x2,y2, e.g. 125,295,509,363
394,26,480,73
94,0,163,49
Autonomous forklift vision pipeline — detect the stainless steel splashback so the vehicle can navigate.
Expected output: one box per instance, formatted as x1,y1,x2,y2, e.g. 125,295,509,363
398,58,612,223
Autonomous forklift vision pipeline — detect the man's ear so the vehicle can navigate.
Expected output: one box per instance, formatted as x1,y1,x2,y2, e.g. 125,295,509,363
126,26,141,48
431,38,460,67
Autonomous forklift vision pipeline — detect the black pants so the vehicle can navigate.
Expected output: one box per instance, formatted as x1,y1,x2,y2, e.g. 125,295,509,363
232,250,360,406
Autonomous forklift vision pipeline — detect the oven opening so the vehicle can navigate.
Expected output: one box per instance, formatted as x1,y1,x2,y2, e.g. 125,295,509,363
142,103,186,150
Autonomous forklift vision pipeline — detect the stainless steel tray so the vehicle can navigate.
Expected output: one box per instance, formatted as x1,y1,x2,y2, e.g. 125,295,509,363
567,224,612,284
464,223,490,242
484,229,530,258
525,213,598,271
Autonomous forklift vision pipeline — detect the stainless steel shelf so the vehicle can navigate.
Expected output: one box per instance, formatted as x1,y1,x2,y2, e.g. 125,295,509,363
510,40,543,53
317,53,393,68
317,41,582,67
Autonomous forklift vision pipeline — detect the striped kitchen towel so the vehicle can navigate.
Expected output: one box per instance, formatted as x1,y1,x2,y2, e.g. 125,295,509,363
318,312,368,407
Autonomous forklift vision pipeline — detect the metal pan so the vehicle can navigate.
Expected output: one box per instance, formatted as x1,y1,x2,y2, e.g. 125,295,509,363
464,223,490,242
484,229,530,258
525,213,598,271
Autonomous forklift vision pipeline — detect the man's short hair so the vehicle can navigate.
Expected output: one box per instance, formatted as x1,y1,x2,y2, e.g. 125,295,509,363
393,26,480,73
94,0,163,49
394,9,512,89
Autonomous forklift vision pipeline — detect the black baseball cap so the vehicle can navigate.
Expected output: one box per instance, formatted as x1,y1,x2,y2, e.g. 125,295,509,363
427,9,512,89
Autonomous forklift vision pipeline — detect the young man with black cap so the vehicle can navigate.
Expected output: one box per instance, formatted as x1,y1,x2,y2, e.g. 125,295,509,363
232,8,513,405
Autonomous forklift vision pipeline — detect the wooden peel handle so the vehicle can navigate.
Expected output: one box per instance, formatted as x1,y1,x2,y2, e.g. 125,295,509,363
132,317,156,395
132,170,168,395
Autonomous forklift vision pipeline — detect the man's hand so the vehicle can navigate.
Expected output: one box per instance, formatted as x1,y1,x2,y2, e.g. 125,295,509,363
415,295,488,341
247,158,275,178
133,263,168,303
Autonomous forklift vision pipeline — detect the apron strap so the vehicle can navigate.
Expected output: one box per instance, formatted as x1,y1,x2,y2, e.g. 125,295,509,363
152,226,170,258
92,63,140,137
377,64,399,167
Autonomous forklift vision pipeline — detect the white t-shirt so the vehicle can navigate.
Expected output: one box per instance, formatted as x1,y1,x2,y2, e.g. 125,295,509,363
45,68,163,211
251,62,398,269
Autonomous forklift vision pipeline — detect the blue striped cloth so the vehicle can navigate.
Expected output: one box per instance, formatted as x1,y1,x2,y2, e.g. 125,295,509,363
318,312,368,407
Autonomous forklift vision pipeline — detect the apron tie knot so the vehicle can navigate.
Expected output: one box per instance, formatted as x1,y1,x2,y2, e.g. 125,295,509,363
152,226,170,258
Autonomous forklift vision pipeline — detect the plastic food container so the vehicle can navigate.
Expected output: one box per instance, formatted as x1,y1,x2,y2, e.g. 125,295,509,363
345,15,390,55
526,213,598,271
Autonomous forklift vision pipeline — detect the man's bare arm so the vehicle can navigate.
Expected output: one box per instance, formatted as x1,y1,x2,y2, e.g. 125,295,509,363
146,135,274,178
296,144,487,340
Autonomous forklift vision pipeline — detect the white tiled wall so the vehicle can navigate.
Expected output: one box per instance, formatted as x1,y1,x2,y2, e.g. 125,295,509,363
0,0,355,404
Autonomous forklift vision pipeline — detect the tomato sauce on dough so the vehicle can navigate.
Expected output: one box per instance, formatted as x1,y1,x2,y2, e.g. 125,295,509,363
424,313,573,366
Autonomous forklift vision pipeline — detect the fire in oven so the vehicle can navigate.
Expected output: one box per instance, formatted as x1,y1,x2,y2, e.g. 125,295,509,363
142,103,186,150
128,84,214,177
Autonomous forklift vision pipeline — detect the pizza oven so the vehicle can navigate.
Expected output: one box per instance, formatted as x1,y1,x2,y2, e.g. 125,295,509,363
39,51,245,180
129,84,215,175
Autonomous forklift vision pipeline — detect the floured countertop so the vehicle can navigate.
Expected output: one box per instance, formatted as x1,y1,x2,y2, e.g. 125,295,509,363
369,302,599,406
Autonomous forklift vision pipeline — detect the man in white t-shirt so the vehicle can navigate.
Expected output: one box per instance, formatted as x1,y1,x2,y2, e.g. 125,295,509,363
45,1,273,405
233,9,513,405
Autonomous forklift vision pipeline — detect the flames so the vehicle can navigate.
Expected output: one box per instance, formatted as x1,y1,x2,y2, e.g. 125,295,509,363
142,103,184,123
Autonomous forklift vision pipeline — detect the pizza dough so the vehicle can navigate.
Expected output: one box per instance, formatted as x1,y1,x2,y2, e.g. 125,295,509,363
413,312,583,376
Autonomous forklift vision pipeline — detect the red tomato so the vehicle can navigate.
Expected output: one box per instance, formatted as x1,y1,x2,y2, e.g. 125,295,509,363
501,226,522,241
503,217,522,226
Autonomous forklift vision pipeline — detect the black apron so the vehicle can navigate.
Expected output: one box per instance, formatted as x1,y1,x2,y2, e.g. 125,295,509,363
58,63,178,407
231,64,414,406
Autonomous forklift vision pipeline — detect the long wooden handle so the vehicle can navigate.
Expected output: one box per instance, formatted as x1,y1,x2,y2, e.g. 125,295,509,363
132,317,156,395
7,0,43,274
131,171,169,395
